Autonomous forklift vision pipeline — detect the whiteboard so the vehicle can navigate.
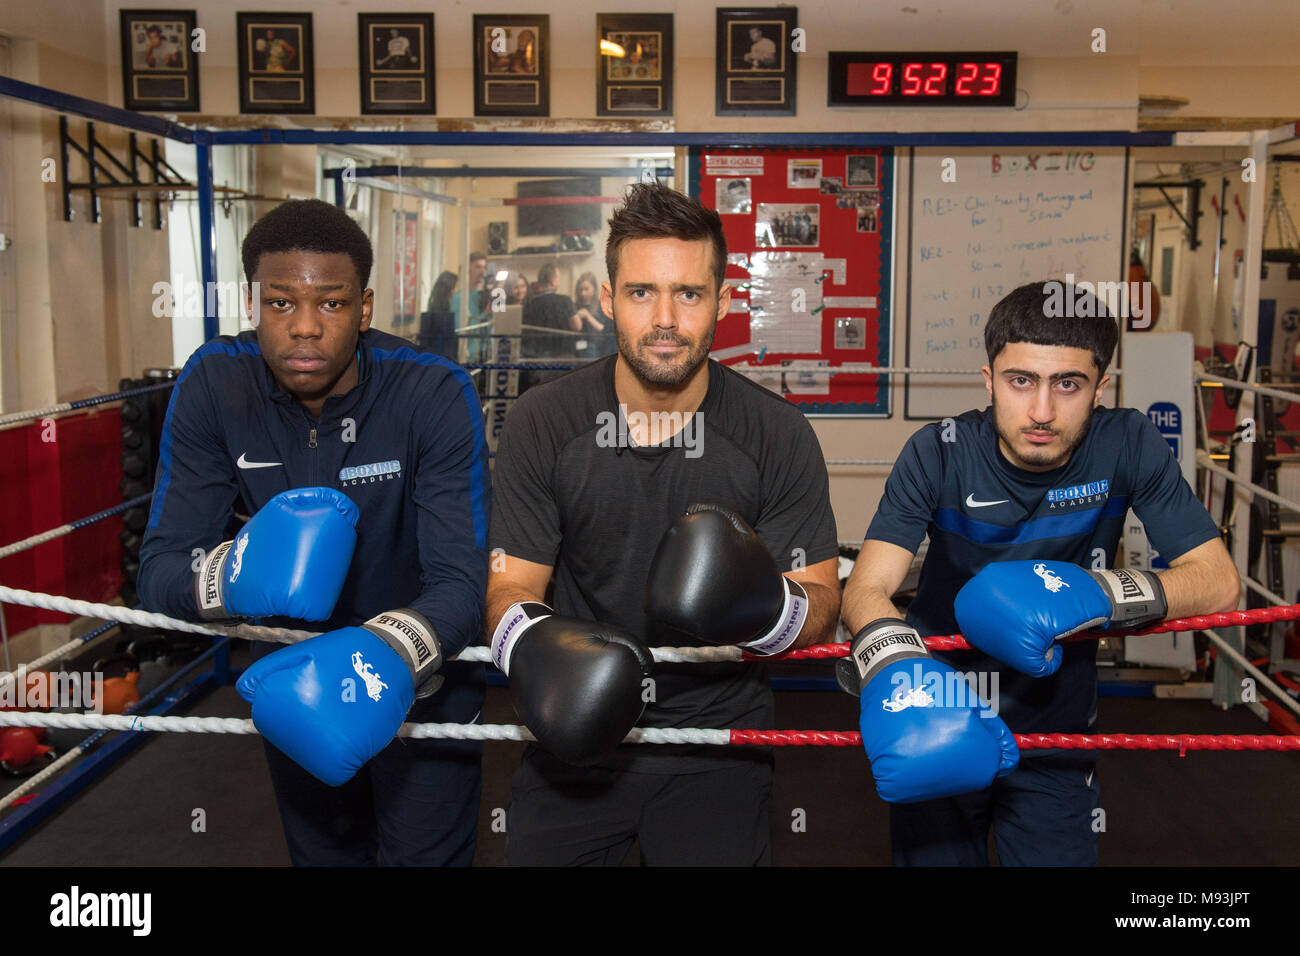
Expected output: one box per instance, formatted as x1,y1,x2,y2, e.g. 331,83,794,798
906,147,1128,419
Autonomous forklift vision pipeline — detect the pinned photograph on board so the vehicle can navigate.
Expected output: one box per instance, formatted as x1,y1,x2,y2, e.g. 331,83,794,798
846,154,878,188
788,159,822,189
856,206,879,233
835,316,867,350
819,177,842,195
755,203,819,247
716,178,753,214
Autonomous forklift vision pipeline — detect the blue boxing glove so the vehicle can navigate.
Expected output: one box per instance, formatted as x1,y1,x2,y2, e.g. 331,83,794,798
195,487,359,622
954,560,1167,678
237,609,443,786
847,619,1018,803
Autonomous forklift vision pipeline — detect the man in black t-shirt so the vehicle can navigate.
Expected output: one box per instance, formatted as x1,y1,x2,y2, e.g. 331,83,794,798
520,262,580,393
487,183,842,866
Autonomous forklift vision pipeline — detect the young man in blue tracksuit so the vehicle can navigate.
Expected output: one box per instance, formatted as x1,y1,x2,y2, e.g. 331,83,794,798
840,281,1239,865
139,199,490,866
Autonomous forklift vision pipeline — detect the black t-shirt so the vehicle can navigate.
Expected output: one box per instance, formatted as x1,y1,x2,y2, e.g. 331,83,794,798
490,354,838,772
522,292,577,358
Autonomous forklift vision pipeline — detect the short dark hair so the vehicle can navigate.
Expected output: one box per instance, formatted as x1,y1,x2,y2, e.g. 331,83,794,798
984,280,1119,378
241,199,373,287
537,262,559,286
469,251,487,264
606,182,728,290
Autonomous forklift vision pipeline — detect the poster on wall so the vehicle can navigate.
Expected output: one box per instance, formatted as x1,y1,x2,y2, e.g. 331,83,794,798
393,211,419,327
473,14,550,116
691,146,894,415
596,13,673,117
358,13,435,114
715,7,798,116
236,11,314,114
120,9,200,112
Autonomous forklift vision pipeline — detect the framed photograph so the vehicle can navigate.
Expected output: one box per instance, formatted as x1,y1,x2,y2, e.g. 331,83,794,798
237,12,314,114
788,158,821,188
597,13,673,117
120,9,199,111
716,7,797,116
359,14,434,114
716,177,753,214
474,14,549,116
845,154,878,188
755,202,819,248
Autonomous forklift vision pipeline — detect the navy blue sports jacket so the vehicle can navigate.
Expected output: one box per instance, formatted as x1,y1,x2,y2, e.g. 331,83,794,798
138,328,490,706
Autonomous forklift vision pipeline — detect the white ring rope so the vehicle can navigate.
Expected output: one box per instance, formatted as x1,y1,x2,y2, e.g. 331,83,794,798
0,637,87,689
0,710,733,746
0,586,754,666
0,524,78,562
0,586,314,647
0,748,83,812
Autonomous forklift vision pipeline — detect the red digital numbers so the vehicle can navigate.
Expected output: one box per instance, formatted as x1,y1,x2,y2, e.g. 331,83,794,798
953,62,1001,96
979,62,1002,94
901,62,923,95
923,62,947,95
900,62,949,96
872,61,892,94
845,61,894,95
839,54,1011,103
955,62,978,95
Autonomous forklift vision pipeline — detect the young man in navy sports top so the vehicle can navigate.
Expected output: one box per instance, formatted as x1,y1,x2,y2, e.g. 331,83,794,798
841,281,1238,865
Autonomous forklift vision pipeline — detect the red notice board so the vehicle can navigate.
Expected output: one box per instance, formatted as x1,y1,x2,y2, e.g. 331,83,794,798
689,146,894,415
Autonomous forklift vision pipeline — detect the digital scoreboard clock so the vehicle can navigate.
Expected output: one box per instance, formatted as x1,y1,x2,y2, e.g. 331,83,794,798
828,51,1017,107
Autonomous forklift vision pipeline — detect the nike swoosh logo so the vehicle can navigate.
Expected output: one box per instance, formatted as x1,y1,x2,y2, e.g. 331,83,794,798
1085,771,1095,787
965,493,1009,508
237,453,282,470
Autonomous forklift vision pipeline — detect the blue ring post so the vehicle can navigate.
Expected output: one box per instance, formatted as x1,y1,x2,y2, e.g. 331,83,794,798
196,132,217,344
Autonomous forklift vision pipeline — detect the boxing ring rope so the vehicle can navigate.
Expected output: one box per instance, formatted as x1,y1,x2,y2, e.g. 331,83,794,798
0,710,1295,753
0,494,152,562
3,581,1300,663
0,587,313,646
0,621,118,691
0,381,175,430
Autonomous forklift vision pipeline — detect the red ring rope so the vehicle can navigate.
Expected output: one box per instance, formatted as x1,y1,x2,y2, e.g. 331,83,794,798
753,603,1300,660
728,730,1300,751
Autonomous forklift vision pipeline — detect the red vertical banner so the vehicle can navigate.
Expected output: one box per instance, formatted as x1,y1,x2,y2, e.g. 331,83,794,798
393,210,420,325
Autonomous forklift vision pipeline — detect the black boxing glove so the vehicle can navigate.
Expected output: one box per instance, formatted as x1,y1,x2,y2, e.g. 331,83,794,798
490,602,654,765
644,504,808,656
